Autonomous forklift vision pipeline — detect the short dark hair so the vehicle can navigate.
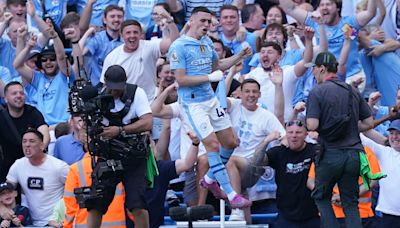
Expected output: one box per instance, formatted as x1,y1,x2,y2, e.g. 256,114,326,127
260,41,283,55
120,19,142,33
191,6,213,15
6,0,26,6
54,122,70,139
263,23,288,48
4,81,23,95
241,78,260,90
24,128,44,142
60,12,80,30
241,4,259,23
104,5,124,18
220,5,239,15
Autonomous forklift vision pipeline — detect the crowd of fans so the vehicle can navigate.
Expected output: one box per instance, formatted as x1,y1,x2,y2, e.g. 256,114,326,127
0,0,399,227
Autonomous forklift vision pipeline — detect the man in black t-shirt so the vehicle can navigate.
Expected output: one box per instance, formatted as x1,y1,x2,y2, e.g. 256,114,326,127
306,52,373,228
254,119,320,227
0,82,49,182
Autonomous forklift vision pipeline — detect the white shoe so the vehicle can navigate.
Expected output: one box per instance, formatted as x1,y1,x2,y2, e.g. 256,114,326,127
229,209,245,221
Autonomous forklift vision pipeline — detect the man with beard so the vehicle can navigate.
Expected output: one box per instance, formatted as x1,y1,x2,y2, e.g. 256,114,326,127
13,23,73,126
245,27,313,121
0,82,49,182
79,5,124,86
280,0,381,91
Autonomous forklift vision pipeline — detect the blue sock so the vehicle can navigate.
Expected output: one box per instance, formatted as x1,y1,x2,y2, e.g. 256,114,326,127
207,151,234,194
206,147,234,180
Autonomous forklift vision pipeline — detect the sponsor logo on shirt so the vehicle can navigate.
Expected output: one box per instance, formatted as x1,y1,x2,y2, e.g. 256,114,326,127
286,158,311,174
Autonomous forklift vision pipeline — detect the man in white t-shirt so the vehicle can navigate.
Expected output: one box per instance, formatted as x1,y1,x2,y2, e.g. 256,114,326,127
0,128,68,227
245,27,313,121
100,19,179,102
361,120,400,227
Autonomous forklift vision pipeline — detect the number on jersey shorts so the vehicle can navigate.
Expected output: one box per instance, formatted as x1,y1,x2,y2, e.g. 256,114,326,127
181,97,232,140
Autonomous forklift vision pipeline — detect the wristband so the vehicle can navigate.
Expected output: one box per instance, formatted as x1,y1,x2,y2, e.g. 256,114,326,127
71,40,79,44
192,142,200,146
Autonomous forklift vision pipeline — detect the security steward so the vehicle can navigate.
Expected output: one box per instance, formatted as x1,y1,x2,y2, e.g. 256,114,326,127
87,65,153,228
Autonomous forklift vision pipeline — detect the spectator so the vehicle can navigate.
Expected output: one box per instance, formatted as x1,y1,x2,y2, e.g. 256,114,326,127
79,4,124,86
280,0,380,91
53,114,85,165
0,81,49,182
0,16,26,79
253,119,320,227
0,182,32,227
245,28,313,121
306,52,374,228
1,128,69,226
14,22,73,126
77,0,119,29
241,4,265,33
100,18,179,102
219,5,257,74
225,78,286,222
28,0,67,29
5,0,26,21
361,121,400,227
146,3,179,40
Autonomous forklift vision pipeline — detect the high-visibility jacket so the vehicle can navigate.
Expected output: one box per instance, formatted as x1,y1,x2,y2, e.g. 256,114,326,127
308,146,381,218
63,153,126,228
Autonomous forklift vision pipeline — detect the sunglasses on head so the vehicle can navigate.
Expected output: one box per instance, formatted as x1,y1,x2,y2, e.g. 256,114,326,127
41,56,56,62
285,120,305,127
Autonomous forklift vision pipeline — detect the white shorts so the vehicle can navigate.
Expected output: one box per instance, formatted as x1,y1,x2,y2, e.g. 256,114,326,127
180,97,232,140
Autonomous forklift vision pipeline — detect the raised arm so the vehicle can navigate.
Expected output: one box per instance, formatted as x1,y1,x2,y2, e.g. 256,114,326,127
79,27,96,56
337,30,351,76
13,33,35,83
356,0,379,27
279,0,308,25
26,0,52,39
155,119,171,160
64,27,85,79
151,82,177,118
45,20,71,76
270,64,285,125
375,0,386,26
0,12,13,37
294,27,314,77
159,8,180,55
79,0,96,32
217,46,252,71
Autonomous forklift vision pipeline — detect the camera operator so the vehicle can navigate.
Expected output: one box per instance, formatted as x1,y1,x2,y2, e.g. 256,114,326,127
87,65,153,228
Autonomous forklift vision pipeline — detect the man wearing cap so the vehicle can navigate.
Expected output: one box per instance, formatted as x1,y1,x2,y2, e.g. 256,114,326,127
87,65,152,228
306,52,374,228
0,81,49,182
0,128,68,227
360,121,400,227
13,21,73,126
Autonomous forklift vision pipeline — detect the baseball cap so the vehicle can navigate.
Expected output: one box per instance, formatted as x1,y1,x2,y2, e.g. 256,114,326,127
26,47,42,60
104,65,127,90
304,52,338,68
40,45,56,57
0,182,15,194
388,119,400,132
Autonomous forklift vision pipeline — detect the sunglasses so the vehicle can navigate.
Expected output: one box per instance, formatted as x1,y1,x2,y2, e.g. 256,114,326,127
285,120,305,127
41,57,56,62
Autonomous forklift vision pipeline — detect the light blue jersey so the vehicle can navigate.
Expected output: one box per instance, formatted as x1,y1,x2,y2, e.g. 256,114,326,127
219,31,257,74
169,35,218,104
124,0,164,30
360,40,400,106
0,66,12,84
0,39,18,79
85,31,123,86
305,15,362,78
30,0,67,27
74,0,119,27
31,71,74,125
249,49,303,68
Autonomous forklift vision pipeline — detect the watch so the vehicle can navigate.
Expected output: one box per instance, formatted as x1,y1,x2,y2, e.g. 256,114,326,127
119,126,127,137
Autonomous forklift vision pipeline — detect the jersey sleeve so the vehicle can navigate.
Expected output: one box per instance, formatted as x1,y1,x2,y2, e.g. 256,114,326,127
169,42,186,70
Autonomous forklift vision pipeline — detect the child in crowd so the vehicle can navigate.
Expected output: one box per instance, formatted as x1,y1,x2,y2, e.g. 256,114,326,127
0,182,32,227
